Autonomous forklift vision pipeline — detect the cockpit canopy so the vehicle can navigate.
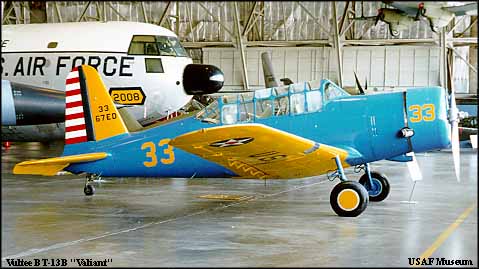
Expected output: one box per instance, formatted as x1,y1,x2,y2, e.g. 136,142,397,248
196,79,349,125
128,35,188,57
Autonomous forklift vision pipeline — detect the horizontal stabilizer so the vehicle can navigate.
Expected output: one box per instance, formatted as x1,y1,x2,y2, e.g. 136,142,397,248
170,124,349,179
13,152,109,176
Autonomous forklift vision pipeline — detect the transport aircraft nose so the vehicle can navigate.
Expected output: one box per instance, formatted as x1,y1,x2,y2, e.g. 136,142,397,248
182,64,224,95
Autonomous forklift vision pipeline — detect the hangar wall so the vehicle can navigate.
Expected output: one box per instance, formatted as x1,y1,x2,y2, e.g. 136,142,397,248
203,46,472,93
3,2,475,94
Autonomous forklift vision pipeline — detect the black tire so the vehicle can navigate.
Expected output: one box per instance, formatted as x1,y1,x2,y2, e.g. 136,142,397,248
84,184,95,196
330,181,369,217
359,172,390,202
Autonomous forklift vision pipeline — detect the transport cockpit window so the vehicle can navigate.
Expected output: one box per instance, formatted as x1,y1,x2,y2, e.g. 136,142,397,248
128,35,189,57
166,36,188,57
47,42,58,48
145,58,164,73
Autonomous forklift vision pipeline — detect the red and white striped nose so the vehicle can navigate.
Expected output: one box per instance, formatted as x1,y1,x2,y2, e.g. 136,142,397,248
65,67,88,144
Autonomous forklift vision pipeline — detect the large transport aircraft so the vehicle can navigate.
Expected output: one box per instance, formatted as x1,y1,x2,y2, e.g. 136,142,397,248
1,21,223,142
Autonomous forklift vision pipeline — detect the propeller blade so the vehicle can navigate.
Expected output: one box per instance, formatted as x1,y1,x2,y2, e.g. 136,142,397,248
354,72,365,95
365,77,368,91
451,120,461,181
406,152,423,181
449,91,461,182
447,56,461,182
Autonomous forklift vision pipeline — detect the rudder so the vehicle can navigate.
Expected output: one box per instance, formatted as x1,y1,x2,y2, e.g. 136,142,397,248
64,65,128,145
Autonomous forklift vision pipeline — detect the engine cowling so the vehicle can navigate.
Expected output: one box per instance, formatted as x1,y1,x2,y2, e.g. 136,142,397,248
182,64,224,95
1,80,65,126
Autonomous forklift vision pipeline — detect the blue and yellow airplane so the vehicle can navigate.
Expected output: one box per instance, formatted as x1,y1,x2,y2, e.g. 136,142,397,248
14,65,460,217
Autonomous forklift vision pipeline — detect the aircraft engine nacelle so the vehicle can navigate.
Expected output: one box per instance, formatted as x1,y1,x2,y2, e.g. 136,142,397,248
182,64,224,95
1,80,65,126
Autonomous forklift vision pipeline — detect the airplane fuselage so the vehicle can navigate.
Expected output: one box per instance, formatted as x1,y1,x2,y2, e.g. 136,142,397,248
1,22,193,125
64,84,450,179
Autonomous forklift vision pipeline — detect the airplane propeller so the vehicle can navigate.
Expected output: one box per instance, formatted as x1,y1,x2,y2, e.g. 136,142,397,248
446,58,461,182
353,72,365,95
449,87,461,182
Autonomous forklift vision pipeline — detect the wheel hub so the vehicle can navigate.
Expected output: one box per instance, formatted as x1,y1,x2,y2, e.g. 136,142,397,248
367,178,382,197
337,189,360,211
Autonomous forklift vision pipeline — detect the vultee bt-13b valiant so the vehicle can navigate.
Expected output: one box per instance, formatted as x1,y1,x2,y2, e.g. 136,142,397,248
14,65,460,217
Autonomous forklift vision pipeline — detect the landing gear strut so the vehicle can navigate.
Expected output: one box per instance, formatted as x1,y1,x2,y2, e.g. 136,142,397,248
358,163,390,202
84,173,99,196
329,156,369,217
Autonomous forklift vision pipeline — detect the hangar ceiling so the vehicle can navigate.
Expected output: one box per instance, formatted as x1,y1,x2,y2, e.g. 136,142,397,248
1,1,477,92
2,1,477,46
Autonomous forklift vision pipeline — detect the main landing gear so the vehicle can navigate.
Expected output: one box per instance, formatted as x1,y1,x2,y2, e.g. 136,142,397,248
329,159,391,217
84,173,100,196
329,156,369,217
357,163,390,202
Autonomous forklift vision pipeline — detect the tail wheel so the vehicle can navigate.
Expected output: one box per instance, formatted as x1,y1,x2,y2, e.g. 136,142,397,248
84,184,95,196
359,172,390,202
330,181,369,217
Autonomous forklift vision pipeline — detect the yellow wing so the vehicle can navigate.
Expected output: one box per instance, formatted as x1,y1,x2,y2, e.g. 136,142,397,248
170,124,349,179
13,152,109,176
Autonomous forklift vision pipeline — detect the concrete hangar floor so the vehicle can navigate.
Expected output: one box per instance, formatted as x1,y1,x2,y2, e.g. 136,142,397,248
2,142,477,267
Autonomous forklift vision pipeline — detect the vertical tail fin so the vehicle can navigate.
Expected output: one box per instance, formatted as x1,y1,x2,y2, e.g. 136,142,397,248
64,65,128,145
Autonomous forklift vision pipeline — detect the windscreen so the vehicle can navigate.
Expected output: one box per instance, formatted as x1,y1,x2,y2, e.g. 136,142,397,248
128,35,189,57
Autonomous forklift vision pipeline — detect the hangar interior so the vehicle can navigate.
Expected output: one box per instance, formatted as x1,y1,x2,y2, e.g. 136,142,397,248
1,1,478,267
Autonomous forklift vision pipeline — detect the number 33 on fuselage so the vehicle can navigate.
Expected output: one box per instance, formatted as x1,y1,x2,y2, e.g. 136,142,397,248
409,104,435,123
141,139,175,167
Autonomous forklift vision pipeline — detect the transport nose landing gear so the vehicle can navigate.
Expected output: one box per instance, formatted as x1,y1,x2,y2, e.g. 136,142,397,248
329,156,369,217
